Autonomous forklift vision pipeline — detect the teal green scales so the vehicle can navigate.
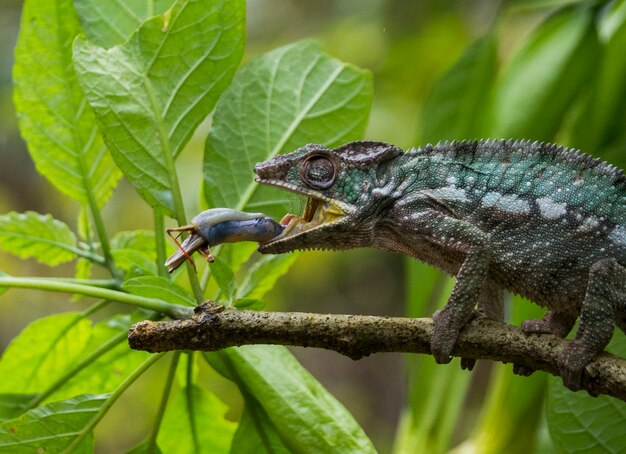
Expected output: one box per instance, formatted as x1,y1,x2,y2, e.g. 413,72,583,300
253,139,626,393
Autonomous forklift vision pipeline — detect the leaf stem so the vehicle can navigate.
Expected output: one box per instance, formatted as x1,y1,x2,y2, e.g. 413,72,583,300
0,276,193,319
154,212,168,278
186,353,201,452
61,353,165,454
142,74,203,302
24,330,128,411
147,352,180,454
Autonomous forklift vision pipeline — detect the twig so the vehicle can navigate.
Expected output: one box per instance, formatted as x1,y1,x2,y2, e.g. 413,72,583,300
128,302,626,402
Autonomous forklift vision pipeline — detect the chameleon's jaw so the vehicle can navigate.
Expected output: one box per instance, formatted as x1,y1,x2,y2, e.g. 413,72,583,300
254,178,354,252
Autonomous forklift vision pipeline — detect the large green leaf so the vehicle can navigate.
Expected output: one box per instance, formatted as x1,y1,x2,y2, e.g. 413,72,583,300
236,253,298,300
489,5,600,140
0,395,37,422
547,331,626,453
48,315,151,402
0,394,105,453
203,40,373,219
111,230,158,276
420,32,497,144
13,0,121,207
157,384,236,454
208,346,376,453
123,276,195,306
0,313,91,393
0,211,79,266
230,399,291,454
75,0,173,48
73,0,245,216
0,312,149,403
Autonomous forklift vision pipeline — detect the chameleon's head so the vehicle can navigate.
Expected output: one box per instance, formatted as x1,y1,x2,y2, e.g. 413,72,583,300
254,141,402,253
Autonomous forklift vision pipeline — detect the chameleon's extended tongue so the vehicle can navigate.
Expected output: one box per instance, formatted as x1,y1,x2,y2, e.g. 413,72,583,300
165,233,207,273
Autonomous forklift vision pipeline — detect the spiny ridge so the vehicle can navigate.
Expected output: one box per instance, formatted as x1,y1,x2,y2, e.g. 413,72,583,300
417,139,626,187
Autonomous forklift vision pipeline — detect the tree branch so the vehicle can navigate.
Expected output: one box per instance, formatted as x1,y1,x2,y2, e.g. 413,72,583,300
128,302,626,402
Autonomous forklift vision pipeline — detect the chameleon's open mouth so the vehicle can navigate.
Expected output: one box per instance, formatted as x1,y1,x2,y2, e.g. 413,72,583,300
254,177,354,244
277,197,346,238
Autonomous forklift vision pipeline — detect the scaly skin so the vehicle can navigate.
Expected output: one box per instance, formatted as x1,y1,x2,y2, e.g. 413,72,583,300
254,139,626,391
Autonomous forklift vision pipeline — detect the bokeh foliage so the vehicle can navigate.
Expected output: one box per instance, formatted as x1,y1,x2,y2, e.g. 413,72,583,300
0,0,624,453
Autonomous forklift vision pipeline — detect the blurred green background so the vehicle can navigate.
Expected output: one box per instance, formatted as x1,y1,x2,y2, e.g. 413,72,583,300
1,1,625,452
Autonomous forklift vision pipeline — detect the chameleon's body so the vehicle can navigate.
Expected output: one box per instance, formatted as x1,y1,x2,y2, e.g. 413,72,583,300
254,139,626,390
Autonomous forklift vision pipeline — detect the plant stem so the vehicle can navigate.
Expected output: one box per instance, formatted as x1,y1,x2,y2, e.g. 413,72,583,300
62,353,165,454
0,276,193,319
143,75,203,303
154,212,168,278
147,352,180,454
47,277,120,289
25,330,128,411
186,353,201,453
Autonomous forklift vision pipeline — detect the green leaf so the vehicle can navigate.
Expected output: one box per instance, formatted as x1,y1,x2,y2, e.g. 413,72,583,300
0,393,105,453
0,395,37,422
111,230,156,254
547,331,626,453
75,0,173,48
233,298,266,311
210,256,237,303
569,1,626,151
0,313,91,394
13,0,121,208
0,211,78,266
489,5,600,140
203,40,373,219
157,384,236,454
112,230,157,276
123,276,195,306
236,254,298,300
421,32,497,143
208,346,376,453
73,0,245,215
231,400,291,454
48,315,151,402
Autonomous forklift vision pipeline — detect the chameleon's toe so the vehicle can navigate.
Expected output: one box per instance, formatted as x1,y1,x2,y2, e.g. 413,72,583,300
460,357,476,371
521,318,551,335
431,309,456,364
560,340,587,391
513,364,535,376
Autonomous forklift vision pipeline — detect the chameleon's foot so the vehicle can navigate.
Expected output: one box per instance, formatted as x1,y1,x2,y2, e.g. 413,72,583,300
431,309,455,364
513,364,535,376
460,357,476,371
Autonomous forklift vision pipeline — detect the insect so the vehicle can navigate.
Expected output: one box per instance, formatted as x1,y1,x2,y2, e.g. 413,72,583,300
165,208,284,272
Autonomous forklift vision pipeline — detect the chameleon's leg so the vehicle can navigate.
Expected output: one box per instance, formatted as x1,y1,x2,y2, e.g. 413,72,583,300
461,282,504,371
414,214,490,365
560,258,626,390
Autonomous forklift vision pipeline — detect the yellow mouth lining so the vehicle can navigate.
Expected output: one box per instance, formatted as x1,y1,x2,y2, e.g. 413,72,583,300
277,197,346,238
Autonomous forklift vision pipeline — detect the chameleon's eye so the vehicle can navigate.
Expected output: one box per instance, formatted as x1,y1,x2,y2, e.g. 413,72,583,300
300,155,336,189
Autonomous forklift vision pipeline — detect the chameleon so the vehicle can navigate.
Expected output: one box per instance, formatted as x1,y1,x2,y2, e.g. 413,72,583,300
252,139,626,391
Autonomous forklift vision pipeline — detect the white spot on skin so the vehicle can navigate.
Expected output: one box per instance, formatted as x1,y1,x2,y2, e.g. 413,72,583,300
481,191,531,215
446,176,457,186
609,226,626,248
577,216,599,233
428,186,468,203
536,197,567,220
